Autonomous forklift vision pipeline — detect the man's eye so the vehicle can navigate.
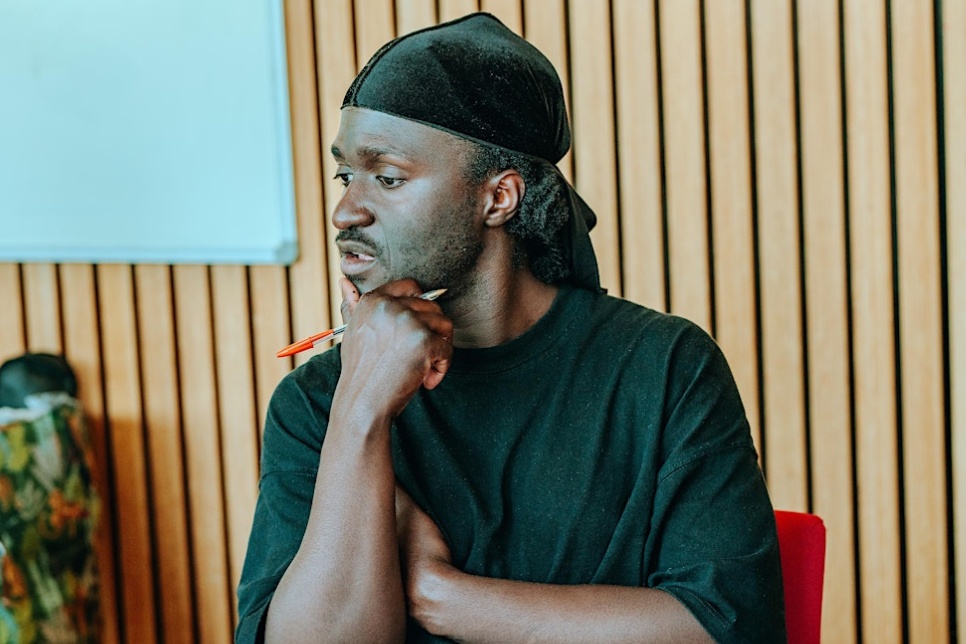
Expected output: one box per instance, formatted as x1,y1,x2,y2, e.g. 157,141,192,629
334,172,352,186
377,176,404,188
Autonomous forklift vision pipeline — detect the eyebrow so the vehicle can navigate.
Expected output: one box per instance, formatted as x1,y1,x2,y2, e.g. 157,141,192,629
330,144,412,164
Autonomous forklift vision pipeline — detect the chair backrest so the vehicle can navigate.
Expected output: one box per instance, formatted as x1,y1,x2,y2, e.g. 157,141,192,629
774,510,826,644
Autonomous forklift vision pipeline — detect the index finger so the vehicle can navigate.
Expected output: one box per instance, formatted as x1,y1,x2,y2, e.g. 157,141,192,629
371,278,425,299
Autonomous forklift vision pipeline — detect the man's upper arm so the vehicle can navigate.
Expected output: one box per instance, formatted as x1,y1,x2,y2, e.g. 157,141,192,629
235,366,329,643
235,469,319,643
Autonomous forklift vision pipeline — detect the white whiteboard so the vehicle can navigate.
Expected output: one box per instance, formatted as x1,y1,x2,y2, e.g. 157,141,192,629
0,0,297,265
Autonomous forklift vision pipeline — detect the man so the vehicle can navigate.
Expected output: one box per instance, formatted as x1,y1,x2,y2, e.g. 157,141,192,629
237,13,785,643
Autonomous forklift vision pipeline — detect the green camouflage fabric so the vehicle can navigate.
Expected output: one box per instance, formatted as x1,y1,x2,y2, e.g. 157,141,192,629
0,395,100,643
0,541,19,643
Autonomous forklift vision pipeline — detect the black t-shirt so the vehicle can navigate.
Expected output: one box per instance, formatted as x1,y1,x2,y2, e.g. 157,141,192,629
236,286,786,643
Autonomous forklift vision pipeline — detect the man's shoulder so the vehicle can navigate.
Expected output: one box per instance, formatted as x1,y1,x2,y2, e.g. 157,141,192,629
282,345,343,390
587,291,716,354
549,290,727,394
260,347,344,474
267,345,343,419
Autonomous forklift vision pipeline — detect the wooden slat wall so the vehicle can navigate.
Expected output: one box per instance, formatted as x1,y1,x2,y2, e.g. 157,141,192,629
845,0,904,640
704,0,760,449
0,1,958,642
97,266,157,644
613,0,664,311
946,0,966,639
135,265,193,644
797,0,856,639
892,2,949,641
752,0,809,512
58,265,120,644
570,0,622,294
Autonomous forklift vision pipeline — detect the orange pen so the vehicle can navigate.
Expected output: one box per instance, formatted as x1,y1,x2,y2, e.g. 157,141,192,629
276,288,448,358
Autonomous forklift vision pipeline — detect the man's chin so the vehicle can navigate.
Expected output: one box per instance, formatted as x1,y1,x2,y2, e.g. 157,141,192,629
349,274,440,296
345,273,396,295
345,274,375,294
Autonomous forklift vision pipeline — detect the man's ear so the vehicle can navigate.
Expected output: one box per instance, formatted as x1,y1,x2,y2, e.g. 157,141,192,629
481,170,525,228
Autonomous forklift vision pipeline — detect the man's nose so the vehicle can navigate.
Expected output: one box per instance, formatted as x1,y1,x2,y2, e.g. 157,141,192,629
331,186,375,230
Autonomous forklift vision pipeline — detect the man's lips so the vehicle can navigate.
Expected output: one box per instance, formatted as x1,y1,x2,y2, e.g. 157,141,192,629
337,239,377,257
340,253,376,276
338,241,378,275
343,250,375,261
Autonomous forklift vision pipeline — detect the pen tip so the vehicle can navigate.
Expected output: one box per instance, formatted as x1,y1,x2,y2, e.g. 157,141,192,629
423,288,447,300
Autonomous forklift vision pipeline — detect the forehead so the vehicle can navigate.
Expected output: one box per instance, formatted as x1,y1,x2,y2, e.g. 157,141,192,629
332,107,471,166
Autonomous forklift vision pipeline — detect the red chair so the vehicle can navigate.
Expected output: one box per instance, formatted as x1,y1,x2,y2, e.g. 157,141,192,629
774,511,827,644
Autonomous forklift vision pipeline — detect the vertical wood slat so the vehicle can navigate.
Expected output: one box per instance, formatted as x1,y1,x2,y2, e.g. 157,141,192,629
481,0,522,33
612,0,665,313
658,0,710,330
96,265,158,644
522,0,573,183
173,266,233,644
395,0,437,33
796,0,857,639
844,0,904,640
250,266,292,436
21,263,62,353
134,265,194,644
315,0,357,337
210,265,261,621
568,0,621,295
890,1,949,641
59,264,120,644
0,265,25,360
750,0,807,509
286,0,331,369
438,0,480,23
703,0,760,448
944,0,966,640
354,0,397,64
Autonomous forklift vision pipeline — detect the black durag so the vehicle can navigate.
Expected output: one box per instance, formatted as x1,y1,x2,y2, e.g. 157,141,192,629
342,12,602,292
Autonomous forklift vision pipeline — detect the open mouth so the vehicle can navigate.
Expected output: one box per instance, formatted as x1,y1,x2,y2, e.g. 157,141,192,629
336,233,381,276
340,250,377,275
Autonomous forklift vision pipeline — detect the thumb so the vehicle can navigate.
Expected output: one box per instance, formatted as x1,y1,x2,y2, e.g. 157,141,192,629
339,277,361,324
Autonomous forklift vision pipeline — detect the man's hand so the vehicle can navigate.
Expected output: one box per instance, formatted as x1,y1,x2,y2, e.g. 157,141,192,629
395,485,456,635
337,277,454,421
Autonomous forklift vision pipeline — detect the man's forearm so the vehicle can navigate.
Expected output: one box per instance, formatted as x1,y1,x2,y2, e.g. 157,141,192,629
412,563,713,644
263,280,454,643
265,403,405,643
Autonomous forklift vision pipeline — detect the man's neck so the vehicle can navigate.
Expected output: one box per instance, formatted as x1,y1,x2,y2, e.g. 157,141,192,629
445,268,559,349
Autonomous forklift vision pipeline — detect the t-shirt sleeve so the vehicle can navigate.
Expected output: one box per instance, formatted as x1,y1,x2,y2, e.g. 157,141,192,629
235,366,329,644
644,321,786,643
